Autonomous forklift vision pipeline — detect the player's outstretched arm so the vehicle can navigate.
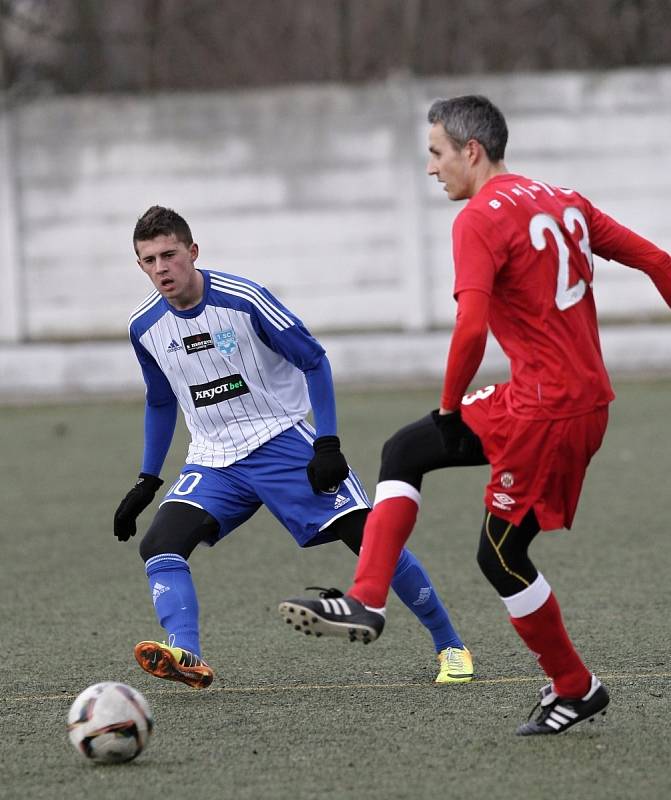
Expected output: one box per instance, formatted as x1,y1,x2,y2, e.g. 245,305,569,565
589,206,671,307
114,473,164,541
432,290,490,457
304,356,349,493
113,396,176,541
440,289,490,412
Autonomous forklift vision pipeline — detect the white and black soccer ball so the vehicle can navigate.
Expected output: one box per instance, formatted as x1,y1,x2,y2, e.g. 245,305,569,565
66,682,153,763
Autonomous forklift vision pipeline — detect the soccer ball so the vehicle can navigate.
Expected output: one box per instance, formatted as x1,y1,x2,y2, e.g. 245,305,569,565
66,682,153,763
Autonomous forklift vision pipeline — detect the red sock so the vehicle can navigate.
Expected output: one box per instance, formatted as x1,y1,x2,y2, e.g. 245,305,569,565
347,496,419,608
509,592,591,698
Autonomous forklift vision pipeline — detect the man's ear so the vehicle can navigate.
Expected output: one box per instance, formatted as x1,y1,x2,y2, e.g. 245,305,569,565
190,242,199,261
465,138,484,165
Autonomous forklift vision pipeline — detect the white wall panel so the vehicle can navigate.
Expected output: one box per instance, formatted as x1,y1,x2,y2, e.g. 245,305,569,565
1,66,669,344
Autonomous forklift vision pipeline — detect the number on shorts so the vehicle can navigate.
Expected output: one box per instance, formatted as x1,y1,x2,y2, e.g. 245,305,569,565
168,472,202,496
529,207,594,311
462,385,496,405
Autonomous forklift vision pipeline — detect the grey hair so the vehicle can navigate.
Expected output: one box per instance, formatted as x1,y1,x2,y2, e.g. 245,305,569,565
427,95,508,161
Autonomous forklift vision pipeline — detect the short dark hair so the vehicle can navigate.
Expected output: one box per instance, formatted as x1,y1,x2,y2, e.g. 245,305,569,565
427,95,508,161
133,206,193,253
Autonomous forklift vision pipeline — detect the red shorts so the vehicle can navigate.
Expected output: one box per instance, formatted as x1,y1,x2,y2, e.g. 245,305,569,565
460,383,609,531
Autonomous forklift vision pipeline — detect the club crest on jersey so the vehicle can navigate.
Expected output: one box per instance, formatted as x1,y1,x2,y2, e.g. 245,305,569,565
214,329,238,355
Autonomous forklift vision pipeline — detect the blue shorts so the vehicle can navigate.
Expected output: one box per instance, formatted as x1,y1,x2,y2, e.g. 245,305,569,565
159,421,370,547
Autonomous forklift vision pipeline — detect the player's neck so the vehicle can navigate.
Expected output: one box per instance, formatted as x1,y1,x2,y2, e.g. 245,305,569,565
472,161,508,197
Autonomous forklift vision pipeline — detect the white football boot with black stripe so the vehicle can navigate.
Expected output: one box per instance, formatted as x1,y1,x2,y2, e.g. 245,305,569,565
517,674,609,736
278,588,385,643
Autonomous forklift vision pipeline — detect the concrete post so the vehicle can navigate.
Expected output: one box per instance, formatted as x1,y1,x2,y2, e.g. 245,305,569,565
391,73,431,331
0,95,23,342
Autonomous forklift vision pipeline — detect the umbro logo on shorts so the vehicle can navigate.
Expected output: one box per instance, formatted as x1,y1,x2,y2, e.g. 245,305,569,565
492,492,516,511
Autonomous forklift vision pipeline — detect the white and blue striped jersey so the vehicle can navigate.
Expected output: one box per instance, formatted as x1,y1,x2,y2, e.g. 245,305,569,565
128,269,325,468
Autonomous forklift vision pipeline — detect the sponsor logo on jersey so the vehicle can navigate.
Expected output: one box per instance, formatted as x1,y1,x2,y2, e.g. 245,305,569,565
166,339,183,353
183,332,214,354
190,374,250,407
500,471,515,488
492,492,516,511
214,328,238,355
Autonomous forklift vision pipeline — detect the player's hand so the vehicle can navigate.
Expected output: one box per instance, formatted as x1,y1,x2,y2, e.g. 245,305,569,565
432,409,476,457
113,473,164,541
307,436,349,494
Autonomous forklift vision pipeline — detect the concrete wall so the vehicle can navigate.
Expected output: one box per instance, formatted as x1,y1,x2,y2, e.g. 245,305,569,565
1,68,670,395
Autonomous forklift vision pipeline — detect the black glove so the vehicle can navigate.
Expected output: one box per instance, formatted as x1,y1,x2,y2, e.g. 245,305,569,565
431,409,477,457
306,435,349,494
113,473,164,541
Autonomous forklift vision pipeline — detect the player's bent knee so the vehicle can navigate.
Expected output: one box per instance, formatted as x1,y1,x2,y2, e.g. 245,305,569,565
380,431,405,468
139,502,220,562
379,430,422,485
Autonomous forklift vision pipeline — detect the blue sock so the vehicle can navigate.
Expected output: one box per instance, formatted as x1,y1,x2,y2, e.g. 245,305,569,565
390,548,464,652
145,554,201,656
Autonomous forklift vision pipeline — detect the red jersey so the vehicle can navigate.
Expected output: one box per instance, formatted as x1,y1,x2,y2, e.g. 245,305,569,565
452,173,671,419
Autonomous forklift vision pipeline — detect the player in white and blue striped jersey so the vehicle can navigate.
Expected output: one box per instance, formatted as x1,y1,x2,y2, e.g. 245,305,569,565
113,206,473,688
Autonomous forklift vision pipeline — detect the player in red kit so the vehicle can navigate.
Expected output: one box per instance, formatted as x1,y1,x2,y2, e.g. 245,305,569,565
279,95,671,735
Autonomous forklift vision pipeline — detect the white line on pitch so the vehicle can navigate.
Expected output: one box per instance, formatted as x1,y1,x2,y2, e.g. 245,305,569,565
7,671,671,703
